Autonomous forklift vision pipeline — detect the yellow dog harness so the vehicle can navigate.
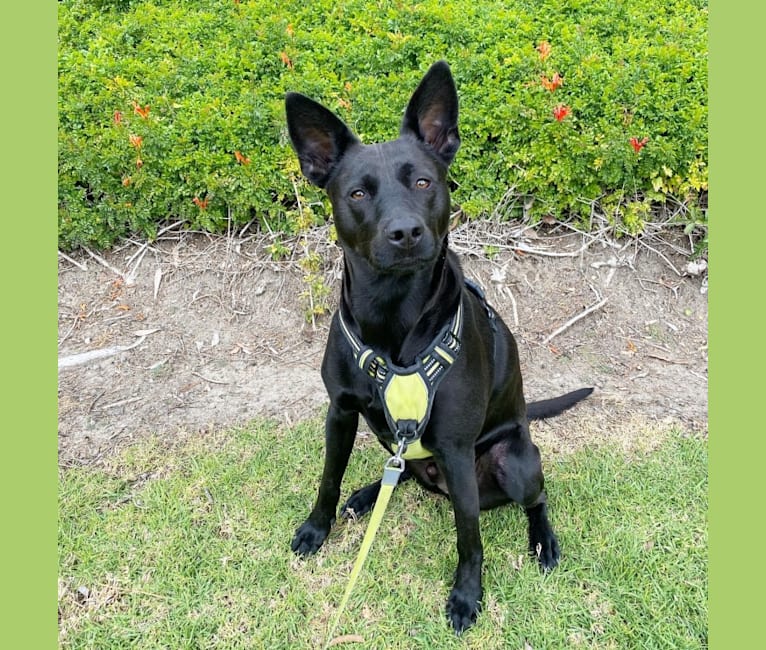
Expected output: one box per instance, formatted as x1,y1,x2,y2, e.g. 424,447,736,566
337,294,464,460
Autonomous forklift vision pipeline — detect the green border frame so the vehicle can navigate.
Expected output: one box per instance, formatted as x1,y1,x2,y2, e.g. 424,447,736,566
1,3,57,648
0,1,740,647
708,1,757,647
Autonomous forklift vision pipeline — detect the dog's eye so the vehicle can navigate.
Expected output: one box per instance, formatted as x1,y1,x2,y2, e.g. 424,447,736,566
350,189,366,200
415,178,431,189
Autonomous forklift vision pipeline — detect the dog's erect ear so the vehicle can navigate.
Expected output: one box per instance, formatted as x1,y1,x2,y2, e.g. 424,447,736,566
400,61,460,166
285,93,360,188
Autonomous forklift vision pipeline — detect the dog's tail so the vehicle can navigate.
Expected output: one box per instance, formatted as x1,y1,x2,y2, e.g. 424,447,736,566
526,387,594,420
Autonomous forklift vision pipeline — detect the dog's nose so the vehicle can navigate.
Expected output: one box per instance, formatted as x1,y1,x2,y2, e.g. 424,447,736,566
386,221,423,249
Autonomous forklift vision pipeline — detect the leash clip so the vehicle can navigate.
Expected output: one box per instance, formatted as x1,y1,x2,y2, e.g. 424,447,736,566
384,438,407,480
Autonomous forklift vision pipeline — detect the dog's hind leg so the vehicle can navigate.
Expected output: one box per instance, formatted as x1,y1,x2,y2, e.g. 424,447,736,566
491,424,560,570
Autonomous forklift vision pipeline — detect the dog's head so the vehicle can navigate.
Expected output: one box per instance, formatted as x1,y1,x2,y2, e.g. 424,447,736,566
285,61,460,274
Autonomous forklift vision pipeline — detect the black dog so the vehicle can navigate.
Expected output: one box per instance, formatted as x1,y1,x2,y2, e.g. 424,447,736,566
285,61,592,633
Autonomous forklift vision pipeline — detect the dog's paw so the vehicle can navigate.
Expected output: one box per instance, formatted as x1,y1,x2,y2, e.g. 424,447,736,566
340,483,380,519
526,503,560,571
531,531,560,571
290,520,331,557
446,587,482,634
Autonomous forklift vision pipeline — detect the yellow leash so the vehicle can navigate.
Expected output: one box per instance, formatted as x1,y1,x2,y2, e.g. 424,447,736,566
323,444,407,648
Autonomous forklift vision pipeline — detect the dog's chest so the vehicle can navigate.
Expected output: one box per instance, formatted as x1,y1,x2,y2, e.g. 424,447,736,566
358,390,398,444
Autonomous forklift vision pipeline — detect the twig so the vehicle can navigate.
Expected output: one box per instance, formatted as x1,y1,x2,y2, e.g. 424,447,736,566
646,353,690,365
101,396,142,410
636,239,682,276
125,241,149,268
88,389,107,413
58,331,158,369
82,246,126,280
506,284,519,328
541,296,608,345
191,371,230,385
125,245,148,285
58,250,87,271
513,240,597,258
58,318,80,347
153,268,163,300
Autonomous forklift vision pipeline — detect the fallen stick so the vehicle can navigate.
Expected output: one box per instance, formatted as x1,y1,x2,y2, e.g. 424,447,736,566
101,396,142,410
191,371,230,385
58,250,87,271
541,297,608,345
82,246,126,280
58,329,160,369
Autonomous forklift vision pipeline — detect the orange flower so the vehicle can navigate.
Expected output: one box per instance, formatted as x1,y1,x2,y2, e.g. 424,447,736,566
129,134,143,149
630,136,649,153
113,110,123,125
280,51,293,69
541,72,564,92
122,176,132,186
234,150,251,165
537,41,552,61
132,101,150,119
338,98,351,110
135,157,143,169
286,24,294,37
193,196,209,210
553,105,570,122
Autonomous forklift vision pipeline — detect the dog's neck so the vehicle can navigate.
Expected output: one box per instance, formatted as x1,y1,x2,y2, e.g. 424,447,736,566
340,239,463,366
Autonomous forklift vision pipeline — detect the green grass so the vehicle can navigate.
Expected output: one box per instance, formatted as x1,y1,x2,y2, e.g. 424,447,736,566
59,421,707,649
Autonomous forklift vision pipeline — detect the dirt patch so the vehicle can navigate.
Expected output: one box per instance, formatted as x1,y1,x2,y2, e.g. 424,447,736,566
58,224,707,466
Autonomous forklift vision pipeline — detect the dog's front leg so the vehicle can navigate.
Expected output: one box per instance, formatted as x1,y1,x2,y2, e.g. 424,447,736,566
291,404,358,557
438,448,484,633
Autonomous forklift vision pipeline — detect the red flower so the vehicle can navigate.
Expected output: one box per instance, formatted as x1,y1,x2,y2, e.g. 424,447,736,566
537,41,552,61
234,150,251,165
630,136,649,153
193,196,209,210
132,101,150,119
553,105,570,122
541,72,563,92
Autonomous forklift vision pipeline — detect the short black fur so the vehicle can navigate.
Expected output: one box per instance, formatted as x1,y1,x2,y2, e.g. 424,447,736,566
285,61,593,633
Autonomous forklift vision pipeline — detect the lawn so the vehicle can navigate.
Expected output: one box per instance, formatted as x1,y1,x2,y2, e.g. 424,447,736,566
59,419,707,649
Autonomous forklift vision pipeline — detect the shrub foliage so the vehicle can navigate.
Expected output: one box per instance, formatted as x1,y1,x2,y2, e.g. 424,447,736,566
58,0,708,250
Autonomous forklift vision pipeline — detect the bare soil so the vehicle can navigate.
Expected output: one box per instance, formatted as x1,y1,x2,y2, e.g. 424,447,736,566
57,223,708,466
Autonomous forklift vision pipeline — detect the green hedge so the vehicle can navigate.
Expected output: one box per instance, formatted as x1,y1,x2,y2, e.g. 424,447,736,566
58,0,708,251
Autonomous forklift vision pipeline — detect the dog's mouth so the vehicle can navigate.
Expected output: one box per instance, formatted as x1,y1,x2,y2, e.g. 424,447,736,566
373,249,438,274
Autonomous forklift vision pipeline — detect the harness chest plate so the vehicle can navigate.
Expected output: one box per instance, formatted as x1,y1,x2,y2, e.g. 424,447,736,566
338,293,466,460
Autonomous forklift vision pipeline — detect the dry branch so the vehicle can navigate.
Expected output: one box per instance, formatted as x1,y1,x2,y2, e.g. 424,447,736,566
541,296,608,345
